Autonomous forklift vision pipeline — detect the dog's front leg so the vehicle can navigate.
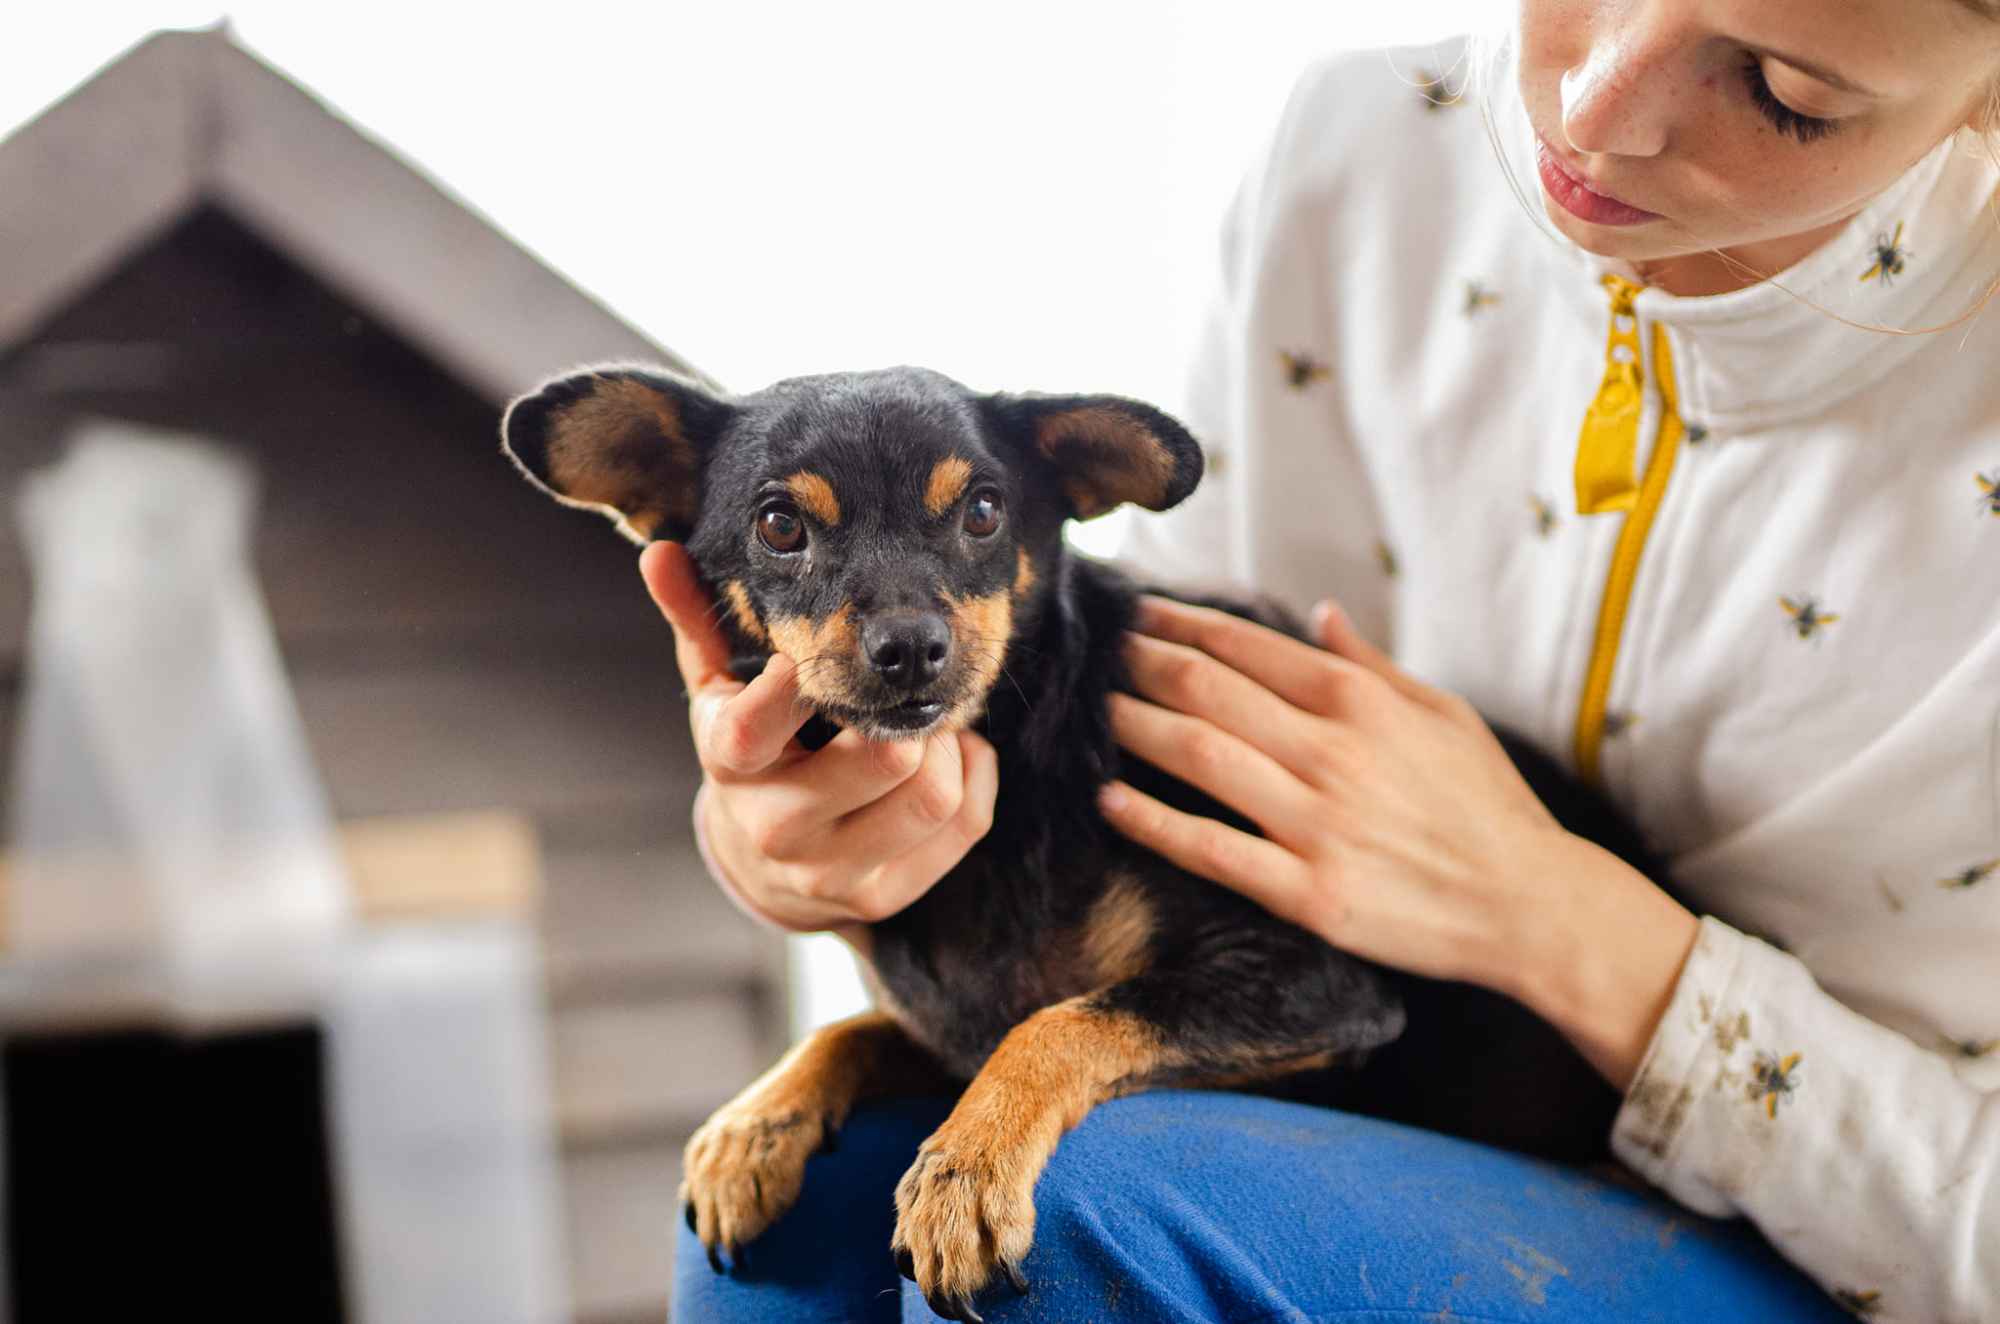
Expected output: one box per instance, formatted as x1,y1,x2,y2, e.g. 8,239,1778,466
682,1008,948,1270
890,993,1174,1321
892,943,1400,1320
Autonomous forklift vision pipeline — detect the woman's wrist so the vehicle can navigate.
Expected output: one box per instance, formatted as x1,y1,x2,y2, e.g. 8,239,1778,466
1497,828,1701,1092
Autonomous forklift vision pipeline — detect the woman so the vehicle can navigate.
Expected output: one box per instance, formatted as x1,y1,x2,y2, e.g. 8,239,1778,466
668,1,2000,1317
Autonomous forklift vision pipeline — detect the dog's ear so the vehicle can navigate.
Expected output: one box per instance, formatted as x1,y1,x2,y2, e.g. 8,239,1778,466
501,365,735,543
985,393,1204,521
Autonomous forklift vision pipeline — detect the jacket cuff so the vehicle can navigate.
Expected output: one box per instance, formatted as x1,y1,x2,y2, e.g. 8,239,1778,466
1609,914,1759,1216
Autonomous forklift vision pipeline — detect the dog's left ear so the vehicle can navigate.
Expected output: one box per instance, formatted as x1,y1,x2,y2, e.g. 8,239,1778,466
985,393,1204,521
501,365,735,543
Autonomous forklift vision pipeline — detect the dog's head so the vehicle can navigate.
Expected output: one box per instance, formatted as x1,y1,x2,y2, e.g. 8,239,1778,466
502,364,1202,739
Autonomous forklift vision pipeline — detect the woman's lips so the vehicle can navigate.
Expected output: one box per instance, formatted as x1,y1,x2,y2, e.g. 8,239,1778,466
1535,137,1660,227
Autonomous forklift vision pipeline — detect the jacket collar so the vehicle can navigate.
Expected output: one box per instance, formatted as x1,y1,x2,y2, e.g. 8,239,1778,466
1493,70,2000,434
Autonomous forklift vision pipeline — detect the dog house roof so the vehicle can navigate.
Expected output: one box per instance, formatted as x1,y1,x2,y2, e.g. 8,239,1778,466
0,23,708,404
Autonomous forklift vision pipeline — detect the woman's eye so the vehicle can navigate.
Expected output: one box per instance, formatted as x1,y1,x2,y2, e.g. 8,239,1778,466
757,503,806,553
1741,59,1841,144
963,489,1003,537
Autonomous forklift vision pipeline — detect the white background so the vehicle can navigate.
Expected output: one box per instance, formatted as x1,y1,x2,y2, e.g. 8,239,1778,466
6,2,1489,411
4,1,1494,1035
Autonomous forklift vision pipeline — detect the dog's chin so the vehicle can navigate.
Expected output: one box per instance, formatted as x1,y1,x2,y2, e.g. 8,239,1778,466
817,693,983,743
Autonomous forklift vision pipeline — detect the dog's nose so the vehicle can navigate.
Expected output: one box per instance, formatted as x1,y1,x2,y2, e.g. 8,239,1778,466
862,612,952,690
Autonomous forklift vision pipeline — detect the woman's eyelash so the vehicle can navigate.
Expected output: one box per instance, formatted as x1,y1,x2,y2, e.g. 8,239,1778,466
1740,58,1842,144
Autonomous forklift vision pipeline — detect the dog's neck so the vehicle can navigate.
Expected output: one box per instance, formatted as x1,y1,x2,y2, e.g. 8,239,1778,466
977,546,1134,794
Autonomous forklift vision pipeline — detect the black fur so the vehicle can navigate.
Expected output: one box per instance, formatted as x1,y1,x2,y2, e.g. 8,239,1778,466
503,363,1669,1165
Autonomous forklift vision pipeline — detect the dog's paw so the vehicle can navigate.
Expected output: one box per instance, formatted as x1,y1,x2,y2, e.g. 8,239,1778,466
679,1100,833,1272
891,1126,1036,1322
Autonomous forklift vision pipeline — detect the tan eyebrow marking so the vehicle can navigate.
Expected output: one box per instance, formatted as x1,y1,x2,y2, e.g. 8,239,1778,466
1013,548,1036,597
783,471,841,526
721,580,767,644
924,456,975,517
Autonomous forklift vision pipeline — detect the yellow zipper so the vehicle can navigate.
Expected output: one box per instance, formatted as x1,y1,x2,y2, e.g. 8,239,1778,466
1574,274,1646,514
1572,278,1685,785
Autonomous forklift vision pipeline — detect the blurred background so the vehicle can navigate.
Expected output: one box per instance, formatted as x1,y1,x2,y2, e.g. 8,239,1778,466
0,3,1484,1320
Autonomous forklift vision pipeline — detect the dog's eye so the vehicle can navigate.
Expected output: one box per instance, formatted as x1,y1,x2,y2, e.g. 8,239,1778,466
963,489,1003,537
757,502,806,553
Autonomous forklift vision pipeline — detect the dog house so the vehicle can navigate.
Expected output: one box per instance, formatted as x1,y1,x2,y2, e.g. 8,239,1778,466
0,25,782,1323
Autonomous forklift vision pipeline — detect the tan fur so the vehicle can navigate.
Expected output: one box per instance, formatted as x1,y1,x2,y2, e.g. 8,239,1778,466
783,470,842,526
1078,875,1154,986
682,1010,946,1259
1013,547,1036,598
892,999,1171,1303
940,589,1012,729
721,581,767,645
767,605,863,707
1034,405,1176,516
923,455,975,516
544,376,698,539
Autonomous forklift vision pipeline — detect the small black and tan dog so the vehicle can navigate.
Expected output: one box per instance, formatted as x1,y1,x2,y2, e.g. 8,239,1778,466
501,364,1667,1321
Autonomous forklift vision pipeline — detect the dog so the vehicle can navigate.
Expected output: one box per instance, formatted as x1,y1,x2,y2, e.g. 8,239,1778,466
501,364,1669,1321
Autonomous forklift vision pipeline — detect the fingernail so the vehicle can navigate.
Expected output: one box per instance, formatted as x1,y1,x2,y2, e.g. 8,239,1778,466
1098,781,1129,815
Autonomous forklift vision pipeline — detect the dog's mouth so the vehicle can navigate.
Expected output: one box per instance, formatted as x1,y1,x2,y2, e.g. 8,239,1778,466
874,698,947,731
815,692,967,741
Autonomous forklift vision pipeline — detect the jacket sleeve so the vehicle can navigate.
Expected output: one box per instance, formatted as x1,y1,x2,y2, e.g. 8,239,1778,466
1612,915,2000,1321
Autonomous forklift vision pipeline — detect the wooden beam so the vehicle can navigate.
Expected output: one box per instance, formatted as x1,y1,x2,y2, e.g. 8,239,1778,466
0,807,543,955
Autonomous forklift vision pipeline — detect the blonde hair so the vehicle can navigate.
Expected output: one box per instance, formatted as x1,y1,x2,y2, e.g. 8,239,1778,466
1436,25,2000,337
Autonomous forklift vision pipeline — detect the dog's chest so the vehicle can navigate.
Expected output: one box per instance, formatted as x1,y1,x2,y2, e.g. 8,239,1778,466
866,848,1134,1080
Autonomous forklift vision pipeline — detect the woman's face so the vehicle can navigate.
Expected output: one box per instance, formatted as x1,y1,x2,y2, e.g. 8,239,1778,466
1517,0,2000,294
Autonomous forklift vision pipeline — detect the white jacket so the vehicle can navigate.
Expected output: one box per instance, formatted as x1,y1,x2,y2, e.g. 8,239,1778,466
1118,39,2000,1322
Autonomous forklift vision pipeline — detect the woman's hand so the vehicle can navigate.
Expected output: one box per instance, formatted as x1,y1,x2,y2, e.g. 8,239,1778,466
639,542,998,944
1095,594,1699,1090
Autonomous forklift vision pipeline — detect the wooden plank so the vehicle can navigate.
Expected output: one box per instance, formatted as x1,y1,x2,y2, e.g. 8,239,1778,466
562,1140,683,1324
0,32,204,350
0,808,543,953
552,994,766,1149
540,835,773,1003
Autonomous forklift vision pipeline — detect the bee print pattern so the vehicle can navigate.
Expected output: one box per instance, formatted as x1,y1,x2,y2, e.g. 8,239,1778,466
1684,422,1710,446
1374,539,1399,578
1938,858,1997,890
1529,494,1558,537
1278,349,1329,390
1600,709,1639,739
1860,221,1910,284
1414,68,1463,110
1940,1035,1998,1059
1977,469,1999,516
1779,594,1840,641
1834,1288,1883,1318
1463,280,1501,317
1749,1050,1803,1119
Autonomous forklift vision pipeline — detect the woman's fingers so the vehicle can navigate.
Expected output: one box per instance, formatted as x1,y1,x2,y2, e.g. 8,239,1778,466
1132,595,1410,718
844,732,1000,922
1308,597,1459,718
827,730,997,868
1095,777,1314,924
1122,633,1332,783
732,729,928,858
640,541,734,689
1106,693,1323,850
640,541,816,778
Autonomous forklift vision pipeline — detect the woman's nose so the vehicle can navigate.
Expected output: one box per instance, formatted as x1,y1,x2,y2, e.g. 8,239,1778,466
1560,36,1676,158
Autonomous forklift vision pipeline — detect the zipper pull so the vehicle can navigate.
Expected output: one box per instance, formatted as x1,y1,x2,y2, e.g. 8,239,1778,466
1575,274,1646,515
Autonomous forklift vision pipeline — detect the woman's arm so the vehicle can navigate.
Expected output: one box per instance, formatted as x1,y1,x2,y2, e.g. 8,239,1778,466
1097,592,1999,1322
1096,593,1697,1086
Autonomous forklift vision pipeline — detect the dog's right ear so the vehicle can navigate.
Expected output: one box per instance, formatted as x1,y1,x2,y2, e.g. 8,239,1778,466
501,366,735,543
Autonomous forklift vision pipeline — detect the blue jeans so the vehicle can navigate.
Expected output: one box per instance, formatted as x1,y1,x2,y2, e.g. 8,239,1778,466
673,1091,1847,1322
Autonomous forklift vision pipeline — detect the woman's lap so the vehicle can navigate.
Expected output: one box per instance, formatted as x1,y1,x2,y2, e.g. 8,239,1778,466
672,1090,1848,1323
